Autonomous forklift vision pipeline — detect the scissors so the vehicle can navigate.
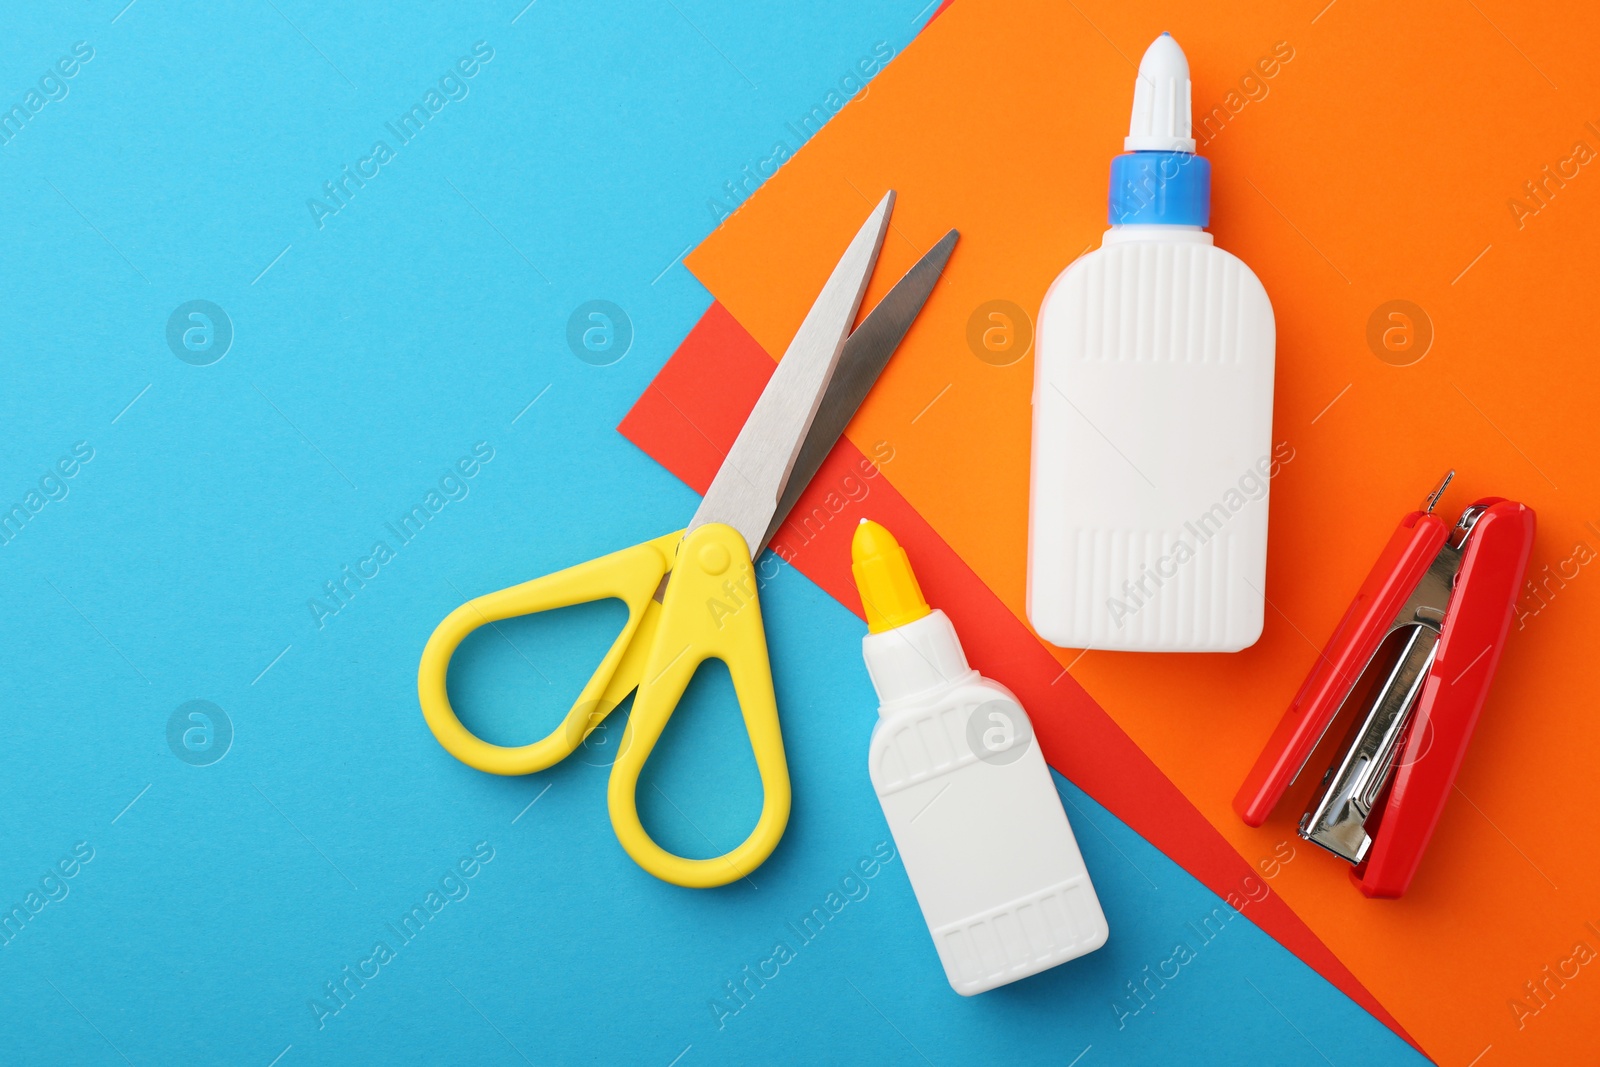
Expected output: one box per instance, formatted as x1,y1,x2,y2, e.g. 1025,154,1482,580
419,190,957,888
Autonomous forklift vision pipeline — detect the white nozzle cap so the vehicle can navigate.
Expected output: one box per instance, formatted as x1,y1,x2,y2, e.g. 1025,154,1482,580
1125,32,1195,153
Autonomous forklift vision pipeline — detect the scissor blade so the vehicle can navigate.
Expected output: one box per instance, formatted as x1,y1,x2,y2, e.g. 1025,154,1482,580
760,228,958,552
688,190,895,553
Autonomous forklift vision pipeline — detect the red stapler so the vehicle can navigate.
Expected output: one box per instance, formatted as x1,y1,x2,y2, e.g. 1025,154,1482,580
1233,472,1535,898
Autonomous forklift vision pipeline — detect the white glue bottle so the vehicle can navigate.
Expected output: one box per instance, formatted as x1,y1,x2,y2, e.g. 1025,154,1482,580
1028,32,1277,652
853,519,1108,995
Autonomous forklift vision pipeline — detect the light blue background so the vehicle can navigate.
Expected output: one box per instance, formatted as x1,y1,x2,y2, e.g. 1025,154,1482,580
0,2,1428,1064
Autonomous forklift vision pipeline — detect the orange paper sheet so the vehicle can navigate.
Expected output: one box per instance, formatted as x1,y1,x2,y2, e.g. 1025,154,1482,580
686,1,1600,1062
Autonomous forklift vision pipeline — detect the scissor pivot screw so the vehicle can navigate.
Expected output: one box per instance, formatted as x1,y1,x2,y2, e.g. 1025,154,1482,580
698,541,731,575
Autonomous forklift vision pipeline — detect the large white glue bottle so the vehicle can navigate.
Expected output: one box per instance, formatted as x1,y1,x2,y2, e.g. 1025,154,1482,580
853,519,1108,995
1028,32,1277,652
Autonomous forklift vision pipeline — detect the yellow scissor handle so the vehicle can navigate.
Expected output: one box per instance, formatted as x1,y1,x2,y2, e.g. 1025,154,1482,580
417,531,683,776
608,522,792,888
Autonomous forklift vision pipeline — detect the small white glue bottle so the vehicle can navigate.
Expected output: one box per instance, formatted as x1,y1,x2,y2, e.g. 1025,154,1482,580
852,519,1108,995
1028,32,1277,653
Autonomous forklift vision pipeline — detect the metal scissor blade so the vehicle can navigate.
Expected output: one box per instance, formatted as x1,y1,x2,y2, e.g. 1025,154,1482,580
688,190,895,553
760,228,958,553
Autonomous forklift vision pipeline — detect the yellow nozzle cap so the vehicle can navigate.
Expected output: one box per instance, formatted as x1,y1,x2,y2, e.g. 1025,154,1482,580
851,519,931,633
